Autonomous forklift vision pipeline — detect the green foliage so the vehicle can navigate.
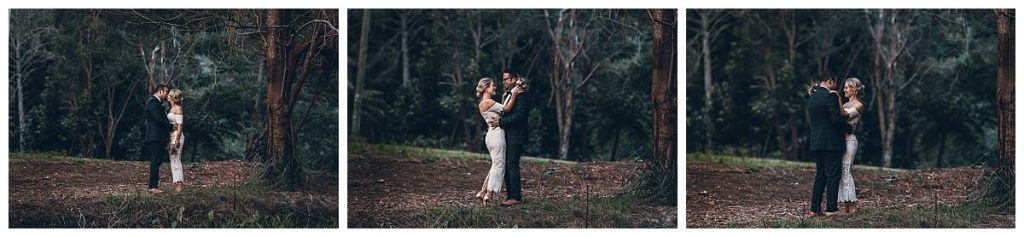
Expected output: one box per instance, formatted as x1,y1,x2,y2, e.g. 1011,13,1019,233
686,9,998,168
347,9,655,161
9,10,338,172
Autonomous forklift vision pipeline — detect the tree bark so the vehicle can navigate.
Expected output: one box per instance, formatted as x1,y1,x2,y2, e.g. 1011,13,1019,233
352,9,371,137
996,9,1015,169
263,9,301,190
650,9,677,165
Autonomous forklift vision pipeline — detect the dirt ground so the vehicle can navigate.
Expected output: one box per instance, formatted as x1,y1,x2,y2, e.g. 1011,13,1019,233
347,147,677,228
9,157,255,204
686,158,1013,227
8,155,338,227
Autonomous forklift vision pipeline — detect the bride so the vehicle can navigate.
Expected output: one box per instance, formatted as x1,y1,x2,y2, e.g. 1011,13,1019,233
830,78,864,214
167,89,186,192
474,77,523,203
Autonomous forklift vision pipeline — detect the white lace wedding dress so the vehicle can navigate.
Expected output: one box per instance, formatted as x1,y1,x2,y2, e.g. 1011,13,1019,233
481,102,505,193
838,102,859,203
168,113,185,183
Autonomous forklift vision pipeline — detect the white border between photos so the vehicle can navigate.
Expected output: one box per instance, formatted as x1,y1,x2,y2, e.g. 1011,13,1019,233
0,0,1021,236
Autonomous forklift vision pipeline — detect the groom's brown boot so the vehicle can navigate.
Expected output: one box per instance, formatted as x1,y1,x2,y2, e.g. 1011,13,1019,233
147,188,163,194
500,199,522,206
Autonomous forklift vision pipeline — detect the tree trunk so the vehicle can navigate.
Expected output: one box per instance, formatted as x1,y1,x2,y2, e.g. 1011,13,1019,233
936,132,947,168
996,9,1015,168
651,9,677,165
18,72,26,152
545,9,587,160
10,11,49,153
698,10,721,154
263,9,301,190
400,11,411,88
867,9,910,167
610,128,622,161
352,9,371,137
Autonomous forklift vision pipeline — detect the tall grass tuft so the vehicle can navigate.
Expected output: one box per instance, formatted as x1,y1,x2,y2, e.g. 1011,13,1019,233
626,157,677,205
970,165,1015,211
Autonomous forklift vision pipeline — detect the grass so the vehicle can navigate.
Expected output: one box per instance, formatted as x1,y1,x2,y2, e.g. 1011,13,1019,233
349,142,577,165
11,184,338,228
688,153,906,173
417,195,671,228
735,203,1007,228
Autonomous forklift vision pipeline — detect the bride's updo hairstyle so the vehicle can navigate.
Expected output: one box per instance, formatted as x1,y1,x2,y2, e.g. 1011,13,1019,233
168,89,183,105
845,78,864,97
476,78,494,98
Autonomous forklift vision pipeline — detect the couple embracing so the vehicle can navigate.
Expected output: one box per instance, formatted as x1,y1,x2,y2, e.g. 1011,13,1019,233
474,71,531,206
807,74,865,217
145,85,187,194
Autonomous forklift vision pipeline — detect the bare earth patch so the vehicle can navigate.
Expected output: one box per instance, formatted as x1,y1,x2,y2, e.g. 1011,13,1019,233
9,157,255,204
8,154,338,228
347,147,677,228
686,156,1013,228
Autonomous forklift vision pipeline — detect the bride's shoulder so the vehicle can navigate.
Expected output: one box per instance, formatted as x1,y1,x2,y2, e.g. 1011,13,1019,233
478,98,496,109
479,98,496,105
170,105,183,115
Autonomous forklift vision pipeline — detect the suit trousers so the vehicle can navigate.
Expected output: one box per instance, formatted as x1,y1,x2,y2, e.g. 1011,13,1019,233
504,142,524,201
810,150,844,213
147,142,168,189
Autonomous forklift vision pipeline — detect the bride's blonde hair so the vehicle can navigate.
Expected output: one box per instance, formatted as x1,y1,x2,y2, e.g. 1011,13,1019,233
845,78,864,97
476,78,494,98
168,89,183,105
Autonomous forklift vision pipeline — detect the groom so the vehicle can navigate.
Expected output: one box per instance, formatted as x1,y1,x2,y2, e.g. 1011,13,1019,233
145,84,173,194
489,71,531,206
807,73,853,217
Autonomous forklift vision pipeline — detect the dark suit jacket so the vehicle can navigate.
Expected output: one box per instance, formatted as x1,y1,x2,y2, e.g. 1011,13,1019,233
499,90,531,145
808,87,852,151
145,96,171,144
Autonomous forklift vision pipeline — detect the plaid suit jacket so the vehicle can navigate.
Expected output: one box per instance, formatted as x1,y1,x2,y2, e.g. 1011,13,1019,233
499,91,531,145
807,87,852,151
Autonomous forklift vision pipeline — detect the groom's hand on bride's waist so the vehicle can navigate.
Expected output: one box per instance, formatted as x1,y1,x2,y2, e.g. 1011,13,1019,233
488,118,499,127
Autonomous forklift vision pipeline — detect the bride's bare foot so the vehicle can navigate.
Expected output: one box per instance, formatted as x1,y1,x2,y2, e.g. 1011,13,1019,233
849,202,858,214
175,183,184,192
